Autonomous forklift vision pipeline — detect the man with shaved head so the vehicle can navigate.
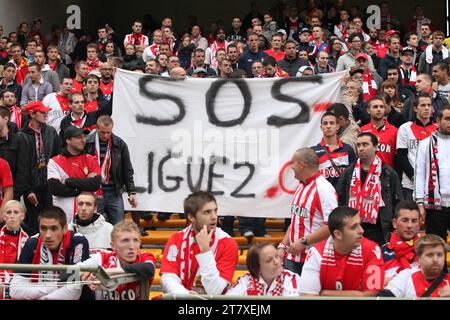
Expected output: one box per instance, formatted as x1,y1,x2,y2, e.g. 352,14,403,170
169,67,186,78
277,148,338,276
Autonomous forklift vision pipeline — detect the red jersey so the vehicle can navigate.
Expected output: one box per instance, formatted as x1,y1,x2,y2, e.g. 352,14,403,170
288,173,337,263
71,79,84,93
299,237,385,294
160,225,238,292
264,49,286,62
0,158,13,207
100,80,114,100
84,99,98,113
98,251,156,300
0,226,29,278
360,120,398,167
385,267,450,298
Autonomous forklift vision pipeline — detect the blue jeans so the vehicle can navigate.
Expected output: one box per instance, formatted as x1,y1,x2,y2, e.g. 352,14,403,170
238,217,267,236
97,190,125,225
284,259,304,276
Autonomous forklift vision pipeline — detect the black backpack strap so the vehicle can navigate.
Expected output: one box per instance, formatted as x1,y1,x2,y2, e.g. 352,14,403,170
421,273,446,298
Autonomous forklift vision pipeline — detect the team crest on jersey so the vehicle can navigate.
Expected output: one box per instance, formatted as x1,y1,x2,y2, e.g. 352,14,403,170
372,246,382,260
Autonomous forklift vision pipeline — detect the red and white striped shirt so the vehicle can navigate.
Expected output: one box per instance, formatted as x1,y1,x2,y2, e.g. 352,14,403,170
123,34,149,47
288,173,338,263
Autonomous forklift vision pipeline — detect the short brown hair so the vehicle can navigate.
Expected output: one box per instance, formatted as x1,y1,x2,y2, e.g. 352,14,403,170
247,242,276,278
415,234,448,257
183,191,216,218
111,220,141,241
87,42,99,53
97,115,114,127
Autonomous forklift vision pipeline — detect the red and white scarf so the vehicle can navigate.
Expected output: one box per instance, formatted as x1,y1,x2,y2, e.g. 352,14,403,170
87,58,102,71
246,273,285,296
131,33,144,46
400,65,417,85
385,231,418,272
209,41,228,70
423,133,441,208
320,236,364,290
349,155,385,224
30,231,71,282
27,123,46,167
179,225,219,290
95,133,112,184
361,70,378,102
9,106,22,129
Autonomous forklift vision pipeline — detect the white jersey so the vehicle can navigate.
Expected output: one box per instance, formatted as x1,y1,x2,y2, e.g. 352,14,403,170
225,270,301,296
396,121,438,190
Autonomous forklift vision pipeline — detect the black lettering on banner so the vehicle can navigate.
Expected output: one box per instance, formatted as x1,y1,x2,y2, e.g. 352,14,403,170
187,157,205,192
158,152,183,192
147,152,154,194
207,156,227,195
230,162,256,198
205,79,251,127
268,76,323,127
137,75,186,125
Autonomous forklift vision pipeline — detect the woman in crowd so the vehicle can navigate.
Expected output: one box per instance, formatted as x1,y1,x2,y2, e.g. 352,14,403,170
226,242,301,296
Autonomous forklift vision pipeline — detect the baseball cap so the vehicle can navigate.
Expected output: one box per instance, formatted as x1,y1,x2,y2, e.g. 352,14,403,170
193,67,208,75
401,47,415,55
63,126,90,141
349,67,364,76
24,101,52,114
386,29,400,38
300,27,312,35
355,52,368,60
276,29,287,35
296,66,313,76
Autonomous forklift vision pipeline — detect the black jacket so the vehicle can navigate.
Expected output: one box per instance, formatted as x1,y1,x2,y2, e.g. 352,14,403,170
0,125,21,198
59,96,112,145
16,124,61,197
336,161,404,243
278,56,309,77
84,132,136,195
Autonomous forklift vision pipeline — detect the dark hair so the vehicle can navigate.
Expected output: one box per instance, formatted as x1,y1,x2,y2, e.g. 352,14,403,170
227,43,237,51
0,89,16,100
0,106,11,119
328,207,359,237
436,105,450,120
87,42,99,53
230,69,247,78
247,242,276,278
193,48,205,56
69,92,84,104
133,19,143,25
358,132,379,146
38,206,67,227
348,32,362,44
433,62,449,73
285,40,297,47
3,62,16,71
414,92,432,107
320,111,337,123
394,200,420,219
184,191,216,218
26,39,38,46
404,32,417,44
263,55,276,67
28,62,41,71
367,95,385,108
328,103,349,120
387,64,399,72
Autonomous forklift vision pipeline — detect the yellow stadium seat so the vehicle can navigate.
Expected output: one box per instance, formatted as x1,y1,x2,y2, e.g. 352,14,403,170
141,230,177,245
152,218,187,229
252,232,285,245
232,270,248,284
149,291,163,300
152,268,161,285
447,253,450,267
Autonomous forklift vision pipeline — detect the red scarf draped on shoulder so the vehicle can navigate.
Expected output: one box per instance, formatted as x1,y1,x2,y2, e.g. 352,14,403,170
30,231,71,282
246,273,285,296
386,231,418,272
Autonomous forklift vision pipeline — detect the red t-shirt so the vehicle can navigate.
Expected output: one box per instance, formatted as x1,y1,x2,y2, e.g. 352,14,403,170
361,121,398,167
264,49,286,62
0,158,13,207
71,79,84,94
84,99,99,113
100,80,114,99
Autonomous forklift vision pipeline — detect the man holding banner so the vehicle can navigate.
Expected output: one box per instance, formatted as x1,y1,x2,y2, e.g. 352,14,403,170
277,148,338,276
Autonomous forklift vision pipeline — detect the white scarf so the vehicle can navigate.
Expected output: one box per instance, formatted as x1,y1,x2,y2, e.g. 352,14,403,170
425,45,448,64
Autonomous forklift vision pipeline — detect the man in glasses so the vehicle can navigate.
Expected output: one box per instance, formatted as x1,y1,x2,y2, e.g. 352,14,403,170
205,28,229,71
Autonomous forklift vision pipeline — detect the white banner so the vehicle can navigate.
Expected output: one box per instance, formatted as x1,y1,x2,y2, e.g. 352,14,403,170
113,69,344,218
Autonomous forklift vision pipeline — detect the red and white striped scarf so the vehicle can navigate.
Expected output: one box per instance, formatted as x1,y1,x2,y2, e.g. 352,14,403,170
179,225,219,290
400,65,417,85
87,58,102,72
30,231,71,282
246,273,285,296
27,123,46,167
209,41,228,70
9,106,22,129
95,133,112,184
349,156,384,224
423,133,441,208
362,70,378,102
320,236,364,290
